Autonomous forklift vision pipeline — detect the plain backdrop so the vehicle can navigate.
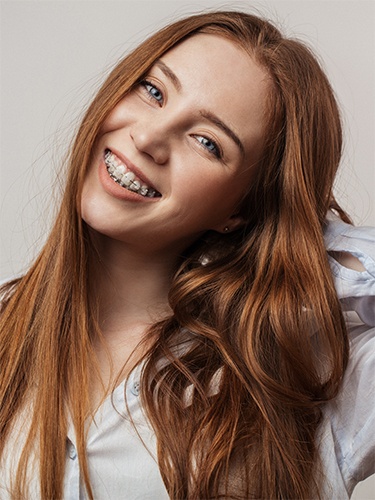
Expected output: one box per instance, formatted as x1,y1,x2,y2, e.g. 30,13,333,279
1,1,374,497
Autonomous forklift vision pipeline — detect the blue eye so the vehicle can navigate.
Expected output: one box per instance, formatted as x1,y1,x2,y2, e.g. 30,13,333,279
196,135,222,159
140,80,163,104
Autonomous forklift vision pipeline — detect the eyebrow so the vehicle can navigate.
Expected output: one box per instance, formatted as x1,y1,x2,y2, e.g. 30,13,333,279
154,59,245,156
155,60,182,91
199,111,245,157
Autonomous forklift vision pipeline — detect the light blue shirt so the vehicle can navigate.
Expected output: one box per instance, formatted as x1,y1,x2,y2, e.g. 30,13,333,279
1,215,374,499
318,215,375,498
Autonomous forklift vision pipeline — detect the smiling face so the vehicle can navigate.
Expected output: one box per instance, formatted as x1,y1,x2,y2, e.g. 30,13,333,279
81,33,269,255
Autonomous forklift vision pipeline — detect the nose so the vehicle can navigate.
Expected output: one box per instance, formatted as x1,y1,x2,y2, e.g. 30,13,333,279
130,121,170,165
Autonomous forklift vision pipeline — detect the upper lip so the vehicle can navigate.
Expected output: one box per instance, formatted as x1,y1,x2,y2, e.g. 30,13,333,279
106,146,161,194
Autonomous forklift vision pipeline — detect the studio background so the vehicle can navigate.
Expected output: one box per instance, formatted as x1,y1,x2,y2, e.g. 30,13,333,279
1,1,374,497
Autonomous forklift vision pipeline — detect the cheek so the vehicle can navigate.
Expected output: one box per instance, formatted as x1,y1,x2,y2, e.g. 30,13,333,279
173,167,227,201
99,111,121,135
98,98,132,134
80,169,98,221
185,175,245,220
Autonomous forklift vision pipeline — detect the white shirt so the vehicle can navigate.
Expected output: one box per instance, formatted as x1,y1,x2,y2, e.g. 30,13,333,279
1,215,375,499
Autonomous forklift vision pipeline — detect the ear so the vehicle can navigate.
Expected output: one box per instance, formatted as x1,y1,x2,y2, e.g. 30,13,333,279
211,213,246,234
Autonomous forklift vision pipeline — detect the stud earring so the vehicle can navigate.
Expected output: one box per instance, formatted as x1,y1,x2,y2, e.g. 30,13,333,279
223,226,230,233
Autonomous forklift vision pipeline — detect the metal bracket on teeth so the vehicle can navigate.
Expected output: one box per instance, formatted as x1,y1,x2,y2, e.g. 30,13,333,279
109,173,148,197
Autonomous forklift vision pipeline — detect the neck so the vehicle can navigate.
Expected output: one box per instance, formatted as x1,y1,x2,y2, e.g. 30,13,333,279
89,232,180,333
87,231,181,401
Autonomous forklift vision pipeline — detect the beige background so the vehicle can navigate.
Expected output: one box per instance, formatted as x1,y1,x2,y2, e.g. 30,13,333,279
1,1,374,496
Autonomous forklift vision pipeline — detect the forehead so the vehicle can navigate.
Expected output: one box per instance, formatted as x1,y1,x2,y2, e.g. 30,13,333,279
159,33,269,153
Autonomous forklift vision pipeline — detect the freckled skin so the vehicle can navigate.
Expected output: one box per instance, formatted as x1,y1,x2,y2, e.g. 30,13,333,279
81,34,268,255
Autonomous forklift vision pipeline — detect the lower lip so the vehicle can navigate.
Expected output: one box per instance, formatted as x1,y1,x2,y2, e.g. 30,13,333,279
98,157,158,202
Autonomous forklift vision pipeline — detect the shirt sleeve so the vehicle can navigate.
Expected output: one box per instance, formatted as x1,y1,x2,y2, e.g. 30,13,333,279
324,213,375,326
322,323,375,495
323,214,375,492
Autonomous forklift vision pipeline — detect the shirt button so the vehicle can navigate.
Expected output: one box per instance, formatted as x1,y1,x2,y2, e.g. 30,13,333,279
130,381,140,396
69,445,77,460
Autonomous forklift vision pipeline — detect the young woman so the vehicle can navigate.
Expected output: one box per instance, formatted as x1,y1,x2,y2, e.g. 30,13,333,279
0,10,374,500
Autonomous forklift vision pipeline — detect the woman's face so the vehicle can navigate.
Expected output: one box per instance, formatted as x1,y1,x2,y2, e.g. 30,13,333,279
81,33,268,255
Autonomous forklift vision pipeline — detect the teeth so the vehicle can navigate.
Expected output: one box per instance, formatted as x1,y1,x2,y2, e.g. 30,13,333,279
104,150,160,198
129,180,141,192
114,165,126,176
122,171,135,186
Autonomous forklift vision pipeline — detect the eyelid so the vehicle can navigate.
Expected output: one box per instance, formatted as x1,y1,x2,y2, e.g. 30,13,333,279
193,134,223,160
139,78,164,106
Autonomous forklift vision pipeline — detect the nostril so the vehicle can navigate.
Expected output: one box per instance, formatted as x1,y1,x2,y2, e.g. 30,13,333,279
152,150,169,165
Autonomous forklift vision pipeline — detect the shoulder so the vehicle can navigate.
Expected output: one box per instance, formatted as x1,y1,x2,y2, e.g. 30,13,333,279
319,214,375,493
324,212,375,279
324,213,375,326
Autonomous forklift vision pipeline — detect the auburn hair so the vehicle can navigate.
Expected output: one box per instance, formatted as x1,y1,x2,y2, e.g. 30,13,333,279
0,10,349,499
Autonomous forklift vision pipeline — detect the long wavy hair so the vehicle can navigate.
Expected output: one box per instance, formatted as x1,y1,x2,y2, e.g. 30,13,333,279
0,10,349,499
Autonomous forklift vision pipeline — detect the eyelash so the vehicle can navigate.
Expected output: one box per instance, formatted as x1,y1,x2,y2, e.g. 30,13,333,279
193,135,222,159
140,80,164,104
139,79,223,160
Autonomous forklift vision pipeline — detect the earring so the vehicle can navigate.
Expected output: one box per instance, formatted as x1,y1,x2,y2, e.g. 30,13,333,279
223,226,230,233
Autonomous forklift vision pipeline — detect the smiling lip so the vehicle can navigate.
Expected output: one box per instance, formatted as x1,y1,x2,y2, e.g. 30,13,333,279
98,148,161,202
108,147,160,194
